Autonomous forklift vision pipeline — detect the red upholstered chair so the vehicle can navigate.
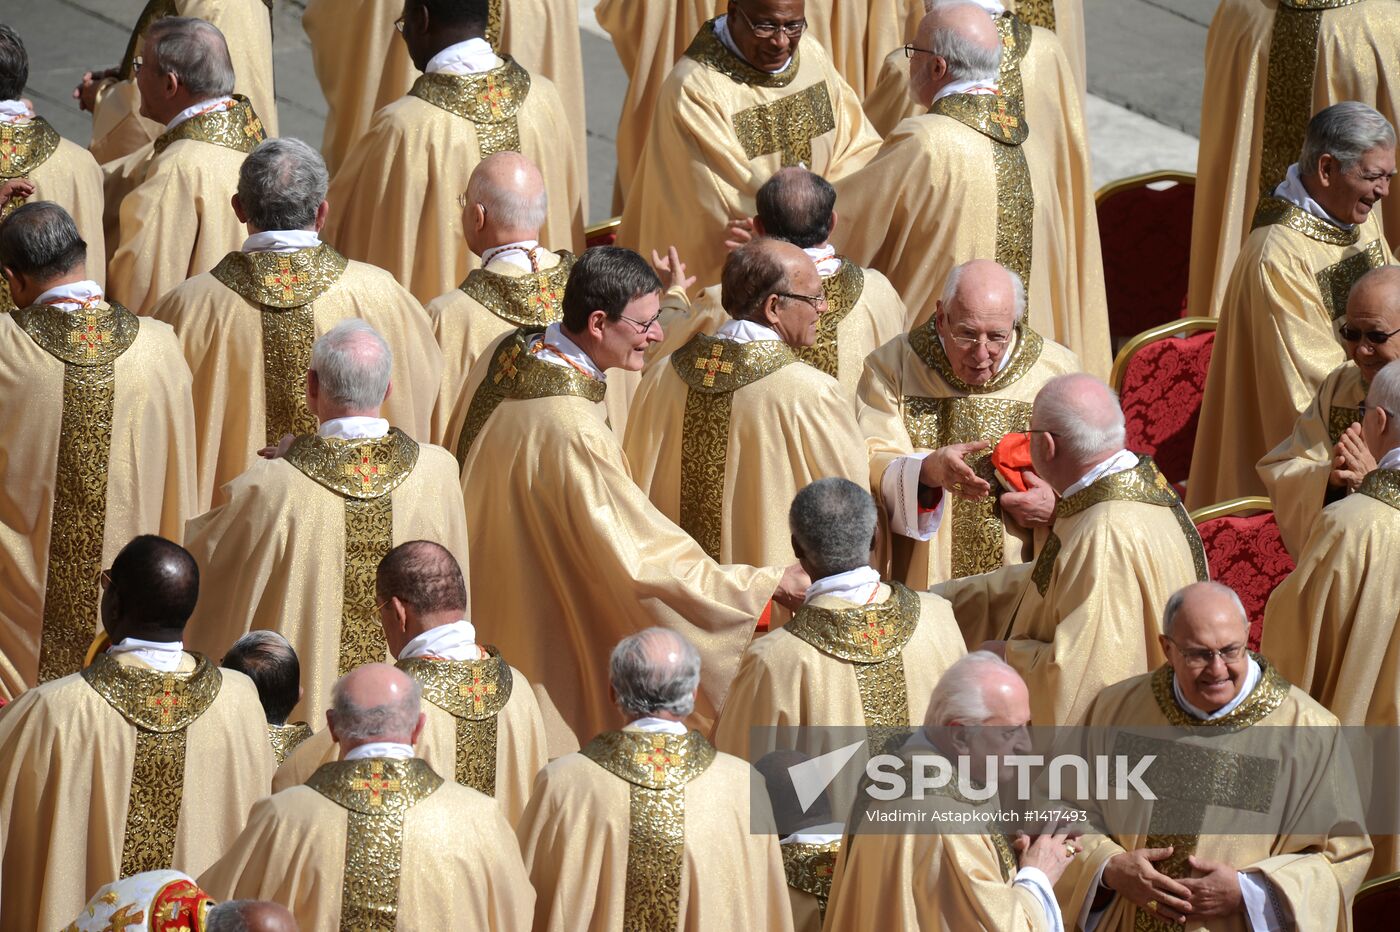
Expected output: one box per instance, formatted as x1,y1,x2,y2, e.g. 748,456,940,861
585,217,622,249
1189,498,1296,651
1096,170,1196,343
1355,870,1400,931
1110,317,1216,490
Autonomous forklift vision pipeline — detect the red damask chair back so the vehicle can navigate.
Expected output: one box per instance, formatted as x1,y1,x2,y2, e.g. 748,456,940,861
1110,318,1216,489
1096,171,1195,341
1355,870,1400,931
585,217,622,249
1189,498,1296,650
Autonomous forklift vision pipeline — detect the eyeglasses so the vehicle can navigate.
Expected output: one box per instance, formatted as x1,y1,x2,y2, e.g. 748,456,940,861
733,4,807,40
456,191,476,210
903,44,937,58
394,14,405,33
776,291,828,311
947,332,1012,352
1166,637,1247,668
617,311,662,333
1339,323,1400,345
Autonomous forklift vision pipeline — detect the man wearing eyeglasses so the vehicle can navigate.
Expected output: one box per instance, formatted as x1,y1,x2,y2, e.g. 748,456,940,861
1189,101,1397,512
620,0,882,292
1259,266,1400,555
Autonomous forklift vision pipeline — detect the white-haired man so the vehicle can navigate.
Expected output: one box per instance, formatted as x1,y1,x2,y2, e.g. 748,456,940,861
834,1,1110,377
184,321,470,723
936,374,1208,725
860,258,1080,590
1189,101,1397,509
151,137,443,510
202,664,534,930
518,628,794,931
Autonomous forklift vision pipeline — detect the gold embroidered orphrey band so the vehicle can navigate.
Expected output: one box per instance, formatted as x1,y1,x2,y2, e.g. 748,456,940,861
1015,0,1058,31
1317,240,1388,321
995,14,1033,107
782,842,840,922
731,81,836,167
672,334,798,559
1360,468,1400,510
397,649,514,796
153,96,266,156
685,20,802,89
307,757,444,932
267,722,314,765
459,251,576,328
83,652,222,878
211,244,351,444
284,430,420,674
582,730,718,932
408,59,532,157
796,258,864,377
16,302,140,682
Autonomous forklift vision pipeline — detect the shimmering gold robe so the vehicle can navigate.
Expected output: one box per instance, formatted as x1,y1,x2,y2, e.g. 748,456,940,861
183,430,471,723
324,59,584,304
1187,202,1392,509
107,97,267,315
1257,360,1367,555
619,21,882,290
200,757,534,930
460,328,784,740
0,652,274,932
1009,0,1087,95
0,302,196,697
517,730,794,932
935,457,1209,726
1186,0,1400,322
859,323,1080,589
150,245,443,510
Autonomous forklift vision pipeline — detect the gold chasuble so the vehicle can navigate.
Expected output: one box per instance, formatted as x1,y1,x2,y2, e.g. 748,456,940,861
623,333,868,567
87,0,277,164
0,303,195,697
108,97,267,315
619,21,882,290
460,328,784,740
1257,361,1367,555
0,653,274,932
834,91,1112,379
1186,202,1391,509
183,431,470,723
324,58,584,305
201,757,535,931
1187,0,1400,321
151,244,443,510
1064,661,1373,931
518,730,794,932
859,324,1080,588
936,457,1208,725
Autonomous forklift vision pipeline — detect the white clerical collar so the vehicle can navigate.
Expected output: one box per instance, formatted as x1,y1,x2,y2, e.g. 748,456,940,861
933,78,1000,106
716,318,783,344
936,328,1019,376
1061,449,1138,499
805,565,882,605
242,230,322,254
1274,163,1353,230
624,717,689,735
714,15,794,75
532,322,607,381
803,243,843,278
482,239,542,273
108,637,186,673
425,37,501,75
35,280,105,312
345,742,415,761
398,620,484,661
1378,447,1400,471
318,416,390,440
1172,657,1262,720
166,95,236,131
780,823,845,845
0,99,33,124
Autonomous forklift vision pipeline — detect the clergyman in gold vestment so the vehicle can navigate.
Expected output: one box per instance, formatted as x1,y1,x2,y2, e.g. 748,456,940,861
202,664,534,931
0,203,196,698
183,322,471,724
221,630,316,766
0,537,274,932
1188,103,1396,510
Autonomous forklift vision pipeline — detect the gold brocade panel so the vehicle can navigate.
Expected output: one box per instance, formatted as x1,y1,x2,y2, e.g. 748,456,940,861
152,96,265,156
1329,404,1362,443
797,259,864,377
341,497,393,675
1014,0,1058,31
1360,468,1400,509
0,118,60,179
993,141,1034,303
1030,532,1061,598
260,305,319,445
1251,196,1359,247
486,0,502,48
731,82,837,167
408,61,533,157
459,252,576,328
267,722,314,765
397,653,513,796
995,15,1032,107
1316,240,1388,320
684,21,801,89
781,842,840,922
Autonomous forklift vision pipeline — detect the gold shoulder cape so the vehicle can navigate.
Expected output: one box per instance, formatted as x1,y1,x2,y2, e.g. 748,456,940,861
82,652,223,876
408,57,533,156
1251,195,1360,247
152,95,266,155
267,722,313,765
1359,467,1400,509
796,258,863,377
684,20,801,89
210,243,350,308
910,321,1044,396
0,117,60,180
397,648,514,796
1148,653,1290,729
459,250,575,327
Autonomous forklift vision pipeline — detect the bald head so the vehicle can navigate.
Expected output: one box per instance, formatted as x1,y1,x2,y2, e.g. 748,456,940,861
1160,582,1252,712
1345,266,1400,384
463,151,548,253
912,2,1002,107
206,901,300,932
1029,374,1127,492
375,540,469,656
328,663,424,751
610,627,702,721
925,651,1029,728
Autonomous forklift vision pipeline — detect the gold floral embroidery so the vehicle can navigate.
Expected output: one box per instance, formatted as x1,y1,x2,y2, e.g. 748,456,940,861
1251,196,1360,247
995,14,1032,108
731,82,836,166
283,430,419,500
397,651,514,796
1030,533,1061,597
797,259,864,377
210,244,349,309
781,842,840,920
408,60,532,157
0,118,60,179
684,20,801,88
153,96,265,156
459,252,575,328
1014,0,1058,31
486,0,502,48
1316,240,1387,321
931,92,1029,145
1328,405,1362,443
1359,468,1400,510
267,722,314,765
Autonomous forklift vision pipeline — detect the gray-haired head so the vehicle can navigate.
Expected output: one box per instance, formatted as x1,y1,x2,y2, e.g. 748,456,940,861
1367,360,1400,456
1161,581,1247,639
310,320,392,413
0,201,87,284
610,627,701,720
919,1,1002,83
0,25,28,102
238,138,329,233
1032,374,1127,463
1300,101,1396,178
789,478,878,580
924,650,1022,728
222,630,300,726
941,259,1026,323
145,17,236,100
464,151,549,235
206,900,299,932
329,663,422,743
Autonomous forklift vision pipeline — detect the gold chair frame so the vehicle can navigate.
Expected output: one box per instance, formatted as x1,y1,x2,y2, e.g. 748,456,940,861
1109,316,1217,394
1094,169,1197,205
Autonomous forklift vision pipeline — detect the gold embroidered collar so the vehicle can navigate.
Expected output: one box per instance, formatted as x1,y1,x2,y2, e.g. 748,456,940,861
210,244,349,308
307,757,444,814
1149,654,1290,728
819,258,864,327
14,301,139,366
0,118,60,178
493,329,607,402
1279,0,1363,9
459,251,575,327
909,322,1044,394
268,722,314,763
684,20,802,88
787,583,921,663
408,58,531,124
1359,469,1400,510
671,332,798,394
1251,196,1360,247
930,92,1028,146
82,652,222,732
781,841,840,901
153,96,266,156
582,730,718,790
1056,456,1179,519
397,647,514,721
283,429,420,500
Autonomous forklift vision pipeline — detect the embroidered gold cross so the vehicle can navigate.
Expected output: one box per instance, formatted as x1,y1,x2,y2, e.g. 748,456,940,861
458,672,497,714
477,76,510,119
343,451,382,492
350,760,402,807
244,114,264,140
989,99,1019,140
492,344,522,384
0,126,29,173
144,677,184,725
68,312,112,359
528,278,563,313
634,734,682,778
261,256,303,301
104,904,146,932
856,610,893,655
693,343,733,388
